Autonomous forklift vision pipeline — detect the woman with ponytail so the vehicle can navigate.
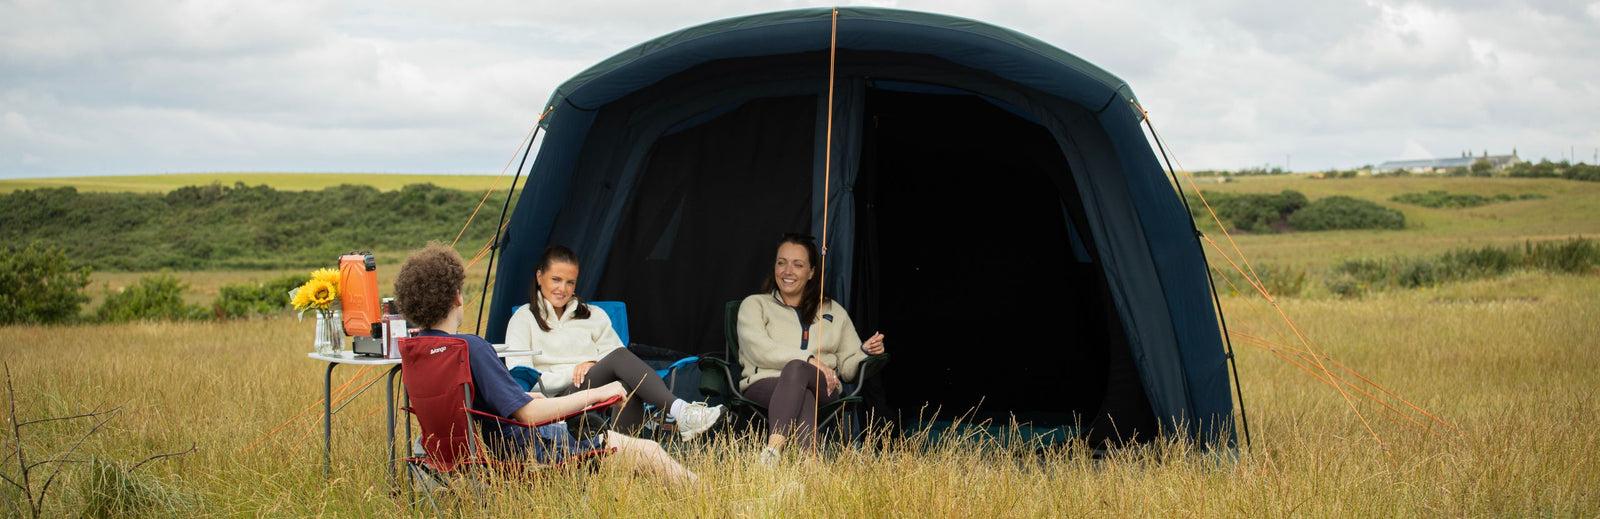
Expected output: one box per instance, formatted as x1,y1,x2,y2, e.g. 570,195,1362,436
505,246,723,440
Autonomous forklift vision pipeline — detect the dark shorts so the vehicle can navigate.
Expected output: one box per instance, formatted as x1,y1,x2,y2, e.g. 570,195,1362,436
479,419,607,464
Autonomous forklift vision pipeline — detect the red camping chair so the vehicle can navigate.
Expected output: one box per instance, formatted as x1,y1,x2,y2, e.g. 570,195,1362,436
398,336,621,506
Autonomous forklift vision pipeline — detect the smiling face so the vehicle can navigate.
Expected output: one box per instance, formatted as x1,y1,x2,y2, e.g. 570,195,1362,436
535,260,579,311
773,242,814,305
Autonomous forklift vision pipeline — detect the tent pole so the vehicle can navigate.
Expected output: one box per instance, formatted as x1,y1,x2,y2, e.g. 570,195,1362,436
812,6,840,456
474,116,544,336
1139,106,1252,451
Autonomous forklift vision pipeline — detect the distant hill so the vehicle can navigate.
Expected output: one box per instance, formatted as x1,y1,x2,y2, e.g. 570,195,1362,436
1,182,515,271
0,172,509,194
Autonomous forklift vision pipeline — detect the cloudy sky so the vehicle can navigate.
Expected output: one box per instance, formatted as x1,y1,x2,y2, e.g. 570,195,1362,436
2,0,1596,178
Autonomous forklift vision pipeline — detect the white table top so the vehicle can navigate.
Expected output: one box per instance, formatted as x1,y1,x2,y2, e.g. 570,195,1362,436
308,345,536,364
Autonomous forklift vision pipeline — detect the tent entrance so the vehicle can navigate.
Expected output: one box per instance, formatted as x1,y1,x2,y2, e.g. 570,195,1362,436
849,86,1130,439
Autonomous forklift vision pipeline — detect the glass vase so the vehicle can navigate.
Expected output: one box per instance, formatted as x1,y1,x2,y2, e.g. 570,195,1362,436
313,308,345,356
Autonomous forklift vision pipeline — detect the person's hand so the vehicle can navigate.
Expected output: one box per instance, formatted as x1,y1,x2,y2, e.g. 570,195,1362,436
809,358,841,395
572,361,598,387
862,332,886,355
592,381,627,405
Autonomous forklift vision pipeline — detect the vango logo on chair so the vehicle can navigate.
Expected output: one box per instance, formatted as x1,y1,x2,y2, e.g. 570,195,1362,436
429,346,448,355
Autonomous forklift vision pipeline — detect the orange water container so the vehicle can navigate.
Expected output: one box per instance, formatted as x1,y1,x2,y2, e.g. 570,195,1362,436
339,252,382,338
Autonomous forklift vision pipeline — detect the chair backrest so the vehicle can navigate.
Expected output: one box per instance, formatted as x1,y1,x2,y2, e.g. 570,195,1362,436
588,300,628,347
400,336,476,473
723,300,742,367
512,300,629,347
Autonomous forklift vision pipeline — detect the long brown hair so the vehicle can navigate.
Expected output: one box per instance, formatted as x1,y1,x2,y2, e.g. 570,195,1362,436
760,233,827,325
528,245,590,332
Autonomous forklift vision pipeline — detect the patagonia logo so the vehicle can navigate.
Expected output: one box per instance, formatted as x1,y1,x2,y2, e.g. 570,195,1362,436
429,346,447,355
822,314,834,322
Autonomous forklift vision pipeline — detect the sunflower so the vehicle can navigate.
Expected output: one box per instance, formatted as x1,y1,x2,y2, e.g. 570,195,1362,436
292,270,341,315
311,268,340,287
291,284,314,311
305,278,337,309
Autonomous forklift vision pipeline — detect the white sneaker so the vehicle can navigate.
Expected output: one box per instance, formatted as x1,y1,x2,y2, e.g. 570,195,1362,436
675,402,724,441
758,445,781,466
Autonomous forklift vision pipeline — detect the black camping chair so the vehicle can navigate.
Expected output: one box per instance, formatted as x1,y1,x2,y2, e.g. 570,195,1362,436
699,300,890,440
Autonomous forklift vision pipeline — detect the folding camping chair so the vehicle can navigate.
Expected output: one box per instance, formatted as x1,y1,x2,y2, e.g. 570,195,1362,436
698,300,891,441
398,335,622,510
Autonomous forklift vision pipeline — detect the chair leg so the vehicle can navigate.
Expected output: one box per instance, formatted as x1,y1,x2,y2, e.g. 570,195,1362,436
407,462,443,516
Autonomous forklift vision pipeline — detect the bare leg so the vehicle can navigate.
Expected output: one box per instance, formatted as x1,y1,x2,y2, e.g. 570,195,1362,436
604,431,698,486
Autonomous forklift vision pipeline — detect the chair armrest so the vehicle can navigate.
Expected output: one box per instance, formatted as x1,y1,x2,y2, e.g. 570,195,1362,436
657,356,700,393
697,357,738,399
667,356,700,372
845,353,891,398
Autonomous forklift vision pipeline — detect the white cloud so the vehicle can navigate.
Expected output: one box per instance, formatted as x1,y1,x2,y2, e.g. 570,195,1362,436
2,111,32,137
0,0,1596,176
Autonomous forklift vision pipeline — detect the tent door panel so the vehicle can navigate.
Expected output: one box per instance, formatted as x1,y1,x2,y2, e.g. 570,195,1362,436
854,87,1118,432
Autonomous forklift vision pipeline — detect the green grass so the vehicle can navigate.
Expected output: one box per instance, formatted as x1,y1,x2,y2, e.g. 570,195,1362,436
3,275,1596,515
0,172,512,194
1186,175,1600,272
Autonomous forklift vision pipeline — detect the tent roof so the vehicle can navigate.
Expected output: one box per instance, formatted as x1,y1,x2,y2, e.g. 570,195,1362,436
541,7,1144,125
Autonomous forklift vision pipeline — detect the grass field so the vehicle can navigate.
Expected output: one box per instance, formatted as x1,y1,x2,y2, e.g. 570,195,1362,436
0,172,510,194
3,173,1598,516
1187,175,1600,272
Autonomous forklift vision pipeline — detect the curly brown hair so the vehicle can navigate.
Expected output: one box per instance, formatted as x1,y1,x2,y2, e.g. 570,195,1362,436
393,242,466,329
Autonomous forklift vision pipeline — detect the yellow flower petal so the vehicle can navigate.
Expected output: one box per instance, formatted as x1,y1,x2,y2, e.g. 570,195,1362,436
312,268,341,288
305,279,337,309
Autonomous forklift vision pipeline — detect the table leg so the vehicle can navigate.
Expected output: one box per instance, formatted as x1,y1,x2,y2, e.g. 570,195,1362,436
323,362,335,480
385,365,400,489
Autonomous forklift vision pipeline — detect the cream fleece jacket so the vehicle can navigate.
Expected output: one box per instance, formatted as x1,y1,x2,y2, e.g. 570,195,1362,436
736,291,868,391
502,297,624,396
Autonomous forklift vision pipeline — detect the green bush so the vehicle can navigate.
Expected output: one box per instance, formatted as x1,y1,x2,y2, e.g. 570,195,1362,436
1390,190,1546,209
1188,190,1307,233
1566,163,1600,182
1526,237,1600,274
212,274,302,319
1288,196,1405,231
0,242,93,325
1505,159,1599,181
96,272,207,322
1327,237,1599,297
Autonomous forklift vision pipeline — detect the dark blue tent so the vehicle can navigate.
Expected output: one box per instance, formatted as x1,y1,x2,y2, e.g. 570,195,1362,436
484,7,1236,447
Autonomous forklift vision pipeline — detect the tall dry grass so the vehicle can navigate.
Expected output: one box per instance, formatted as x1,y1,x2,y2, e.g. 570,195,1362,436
2,272,1597,516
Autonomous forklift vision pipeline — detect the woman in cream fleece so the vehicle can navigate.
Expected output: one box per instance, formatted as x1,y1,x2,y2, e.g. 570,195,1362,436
738,234,886,460
504,246,722,439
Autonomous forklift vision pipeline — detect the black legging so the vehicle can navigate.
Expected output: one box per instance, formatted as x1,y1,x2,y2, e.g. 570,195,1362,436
744,359,839,447
561,348,677,434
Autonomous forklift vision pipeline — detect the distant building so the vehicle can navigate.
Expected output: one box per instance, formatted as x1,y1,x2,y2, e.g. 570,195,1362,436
1374,151,1522,174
